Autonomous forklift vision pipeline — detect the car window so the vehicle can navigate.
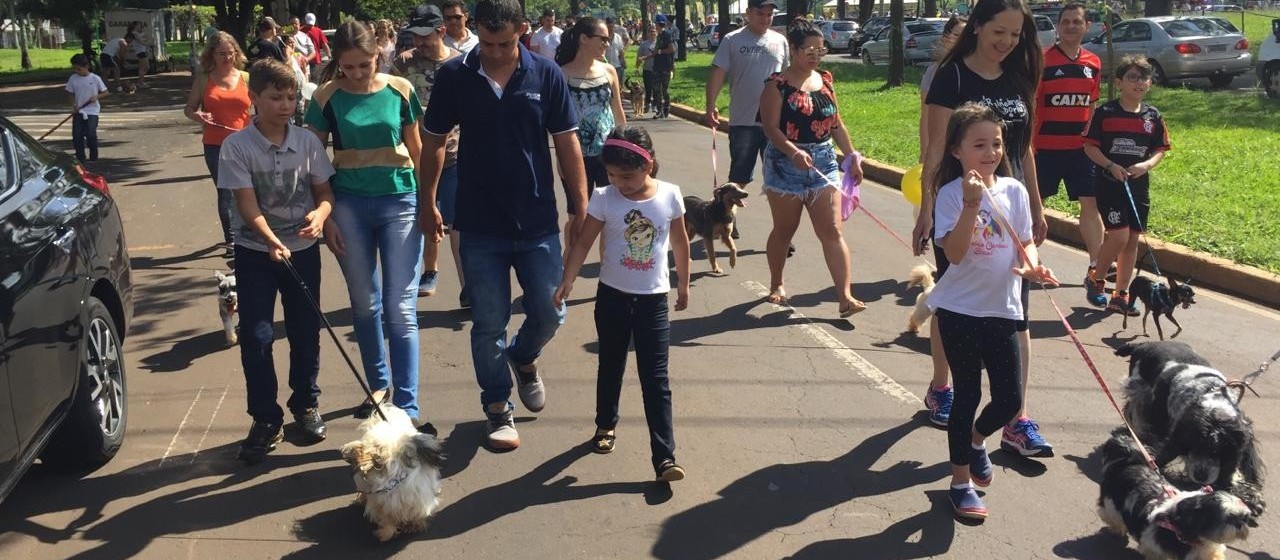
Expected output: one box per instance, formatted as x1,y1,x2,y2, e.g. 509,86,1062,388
833,22,855,31
876,27,890,41
1036,17,1054,31
9,132,43,181
907,23,935,34
0,133,12,195
1161,20,1208,38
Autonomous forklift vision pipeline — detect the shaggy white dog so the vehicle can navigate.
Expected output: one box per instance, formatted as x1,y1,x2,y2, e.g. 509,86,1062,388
339,405,445,542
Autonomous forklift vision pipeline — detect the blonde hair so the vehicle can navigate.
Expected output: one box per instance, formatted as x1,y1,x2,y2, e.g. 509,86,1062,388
199,31,247,74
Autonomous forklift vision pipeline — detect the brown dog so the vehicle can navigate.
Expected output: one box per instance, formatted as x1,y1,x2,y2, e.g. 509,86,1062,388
625,79,646,117
683,183,749,274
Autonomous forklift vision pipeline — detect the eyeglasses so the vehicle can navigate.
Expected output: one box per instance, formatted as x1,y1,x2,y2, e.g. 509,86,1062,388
214,50,236,57
587,34,610,43
1122,74,1152,82
444,15,465,21
800,46,829,56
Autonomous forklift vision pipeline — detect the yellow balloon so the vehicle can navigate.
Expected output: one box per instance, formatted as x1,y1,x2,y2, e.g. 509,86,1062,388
901,163,924,207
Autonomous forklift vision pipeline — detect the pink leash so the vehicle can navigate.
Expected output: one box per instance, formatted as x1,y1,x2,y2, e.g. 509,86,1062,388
710,123,719,188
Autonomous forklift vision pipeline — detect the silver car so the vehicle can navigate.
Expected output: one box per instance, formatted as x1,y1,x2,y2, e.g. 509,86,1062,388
860,20,946,66
1087,16,1252,88
693,23,721,51
816,20,859,53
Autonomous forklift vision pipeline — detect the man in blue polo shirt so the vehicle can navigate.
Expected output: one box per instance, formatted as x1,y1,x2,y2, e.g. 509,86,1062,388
421,0,588,451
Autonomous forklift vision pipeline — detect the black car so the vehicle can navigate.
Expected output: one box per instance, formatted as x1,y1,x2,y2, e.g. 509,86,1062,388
0,115,133,504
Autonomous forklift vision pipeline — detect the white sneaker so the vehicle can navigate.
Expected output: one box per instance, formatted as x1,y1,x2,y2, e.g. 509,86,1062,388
486,406,519,450
511,360,545,413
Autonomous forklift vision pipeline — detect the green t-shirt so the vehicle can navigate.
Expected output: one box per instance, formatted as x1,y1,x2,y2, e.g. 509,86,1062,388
304,76,423,197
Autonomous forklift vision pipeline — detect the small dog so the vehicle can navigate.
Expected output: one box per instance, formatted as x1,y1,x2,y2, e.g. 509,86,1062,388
625,79,646,117
1117,341,1266,518
1126,275,1197,340
340,405,446,542
1097,430,1254,560
683,183,749,274
906,264,935,333
215,270,238,346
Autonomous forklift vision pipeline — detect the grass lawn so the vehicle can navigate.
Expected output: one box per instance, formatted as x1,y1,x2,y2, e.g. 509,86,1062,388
1,42,197,84
669,50,1280,273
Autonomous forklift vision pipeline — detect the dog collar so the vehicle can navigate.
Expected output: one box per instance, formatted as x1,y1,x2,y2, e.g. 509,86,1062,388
1155,516,1200,546
359,469,411,495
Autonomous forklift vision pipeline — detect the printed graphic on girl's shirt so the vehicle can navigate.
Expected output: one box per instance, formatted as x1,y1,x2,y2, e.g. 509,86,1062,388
621,209,660,271
970,208,1009,256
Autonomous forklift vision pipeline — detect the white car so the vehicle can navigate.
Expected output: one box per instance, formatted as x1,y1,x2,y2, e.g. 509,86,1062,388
1035,15,1057,48
1259,18,1280,98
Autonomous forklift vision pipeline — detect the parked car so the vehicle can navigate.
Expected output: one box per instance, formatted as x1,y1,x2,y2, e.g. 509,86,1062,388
850,15,913,51
0,116,134,504
770,12,788,34
1200,16,1240,33
694,23,721,51
1087,16,1253,88
1205,4,1244,12
1035,14,1057,48
1259,18,1280,98
816,19,860,52
859,20,946,66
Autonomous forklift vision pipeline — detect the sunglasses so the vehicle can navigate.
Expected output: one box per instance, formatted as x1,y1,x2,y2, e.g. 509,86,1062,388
586,33,610,43
800,46,829,56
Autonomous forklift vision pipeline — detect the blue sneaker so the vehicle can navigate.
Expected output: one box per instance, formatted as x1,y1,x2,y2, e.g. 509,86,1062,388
949,486,988,520
1001,417,1055,457
1085,273,1108,307
969,445,993,487
418,270,438,297
924,385,953,428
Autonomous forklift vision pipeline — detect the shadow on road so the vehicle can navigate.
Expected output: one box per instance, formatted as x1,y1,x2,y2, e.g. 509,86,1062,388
0,443,348,559
781,490,957,560
1052,529,1145,559
650,414,950,560
670,295,855,347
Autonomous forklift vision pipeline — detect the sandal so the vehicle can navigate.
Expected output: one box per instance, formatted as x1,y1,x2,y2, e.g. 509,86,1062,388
839,299,867,318
591,429,616,454
656,459,685,482
766,287,788,305
354,390,391,420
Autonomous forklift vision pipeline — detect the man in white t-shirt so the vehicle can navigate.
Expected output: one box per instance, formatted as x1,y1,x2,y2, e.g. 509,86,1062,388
289,16,316,63
442,0,479,54
530,10,562,58
604,17,629,85
99,34,130,92
704,0,788,239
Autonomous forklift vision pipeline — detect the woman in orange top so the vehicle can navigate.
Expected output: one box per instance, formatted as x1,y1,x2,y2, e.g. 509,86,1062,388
184,31,253,258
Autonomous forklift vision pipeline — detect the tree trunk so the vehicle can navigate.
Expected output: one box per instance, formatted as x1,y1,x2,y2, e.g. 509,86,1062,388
887,0,903,86
717,0,730,36
924,0,937,17
786,0,806,23
19,16,31,70
642,0,652,38
858,0,874,22
676,0,687,60
837,0,847,19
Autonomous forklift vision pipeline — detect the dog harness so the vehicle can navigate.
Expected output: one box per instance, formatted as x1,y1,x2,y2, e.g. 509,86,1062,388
1149,282,1172,312
359,469,412,495
1152,485,1214,546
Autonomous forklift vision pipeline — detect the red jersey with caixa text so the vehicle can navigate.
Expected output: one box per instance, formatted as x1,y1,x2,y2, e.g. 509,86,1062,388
1034,45,1102,151
1082,100,1171,171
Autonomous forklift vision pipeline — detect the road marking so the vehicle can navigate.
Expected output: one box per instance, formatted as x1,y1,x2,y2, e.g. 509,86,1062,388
742,280,920,406
159,385,203,467
127,244,177,252
190,385,229,464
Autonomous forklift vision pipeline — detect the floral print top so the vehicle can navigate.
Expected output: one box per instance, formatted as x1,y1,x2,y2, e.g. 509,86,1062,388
567,73,615,157
767,70,839,144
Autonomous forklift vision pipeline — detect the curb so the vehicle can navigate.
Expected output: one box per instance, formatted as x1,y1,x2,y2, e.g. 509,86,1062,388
667,101,1280,310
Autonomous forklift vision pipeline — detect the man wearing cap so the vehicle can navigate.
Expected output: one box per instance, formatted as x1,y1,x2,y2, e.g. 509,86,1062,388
248,17,286,63
704,0,787,239
530,9,562,58
651,15,676,118
392,5,467,303
442,0,479,54
300,13,331,75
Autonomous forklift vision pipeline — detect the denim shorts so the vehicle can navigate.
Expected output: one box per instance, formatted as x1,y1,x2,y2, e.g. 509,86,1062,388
762,140,839,201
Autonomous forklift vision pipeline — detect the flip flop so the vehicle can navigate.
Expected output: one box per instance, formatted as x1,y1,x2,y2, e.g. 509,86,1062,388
766,288,788,305
839,299,867,318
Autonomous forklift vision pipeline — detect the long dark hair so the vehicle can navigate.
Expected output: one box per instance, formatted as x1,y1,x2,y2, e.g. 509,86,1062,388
319,20,379,83
601,126,659,178
554,16,602,66
940,0,1042,153
932,102,1013,194
785,17,822,47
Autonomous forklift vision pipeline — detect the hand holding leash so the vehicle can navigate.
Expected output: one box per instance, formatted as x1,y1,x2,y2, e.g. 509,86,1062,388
789,148,813,171
1014,262,1060,287
961,169,985,202
552,281,573,310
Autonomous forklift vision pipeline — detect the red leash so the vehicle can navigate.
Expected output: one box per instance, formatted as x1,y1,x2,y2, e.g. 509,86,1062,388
710,123,719,188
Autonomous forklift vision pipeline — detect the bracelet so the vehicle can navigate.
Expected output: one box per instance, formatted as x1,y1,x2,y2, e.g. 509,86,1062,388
963,199,981,208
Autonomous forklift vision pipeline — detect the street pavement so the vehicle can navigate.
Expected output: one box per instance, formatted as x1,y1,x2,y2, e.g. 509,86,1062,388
0,104,1277,559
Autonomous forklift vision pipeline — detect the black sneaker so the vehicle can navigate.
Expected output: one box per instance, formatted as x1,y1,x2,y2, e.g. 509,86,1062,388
238,421,283,464
292,408,326,443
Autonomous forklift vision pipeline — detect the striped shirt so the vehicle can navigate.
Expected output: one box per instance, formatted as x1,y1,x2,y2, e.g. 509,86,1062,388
1082,100,1171,170
304,75,423,197
1034,45,1102,151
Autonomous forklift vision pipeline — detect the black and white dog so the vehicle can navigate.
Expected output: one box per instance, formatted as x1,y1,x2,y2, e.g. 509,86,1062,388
1117,341,1266,518
1098,430,1254,560
215,270,238,346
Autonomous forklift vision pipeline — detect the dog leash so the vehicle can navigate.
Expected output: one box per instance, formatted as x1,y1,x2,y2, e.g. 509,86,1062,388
978,185,1166,475
803,159,937,271
1242,348,1280,386
38,99,95,142
281,255,389,423
1121,179,1163,277
710,123,719,188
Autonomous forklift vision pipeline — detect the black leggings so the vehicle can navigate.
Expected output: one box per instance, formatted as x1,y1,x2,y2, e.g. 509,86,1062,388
936,309,1023,466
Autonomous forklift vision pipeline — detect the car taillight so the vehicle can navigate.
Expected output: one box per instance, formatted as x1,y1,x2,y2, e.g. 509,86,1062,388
906,37,917,48
1234,39,1249,50
1174,43,1202,54
712,32,718,40
77,165,110,196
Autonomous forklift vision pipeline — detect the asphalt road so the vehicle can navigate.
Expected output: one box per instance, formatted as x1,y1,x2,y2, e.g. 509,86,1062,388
0,107,1276,559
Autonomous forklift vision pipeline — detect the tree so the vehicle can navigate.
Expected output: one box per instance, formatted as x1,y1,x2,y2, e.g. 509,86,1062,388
355,0,419,21
886,0,903,86
858,0,873,22
19,0,111,66
716,0,728,37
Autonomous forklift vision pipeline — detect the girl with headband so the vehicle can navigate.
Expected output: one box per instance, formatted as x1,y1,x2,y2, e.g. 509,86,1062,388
554,126,691,482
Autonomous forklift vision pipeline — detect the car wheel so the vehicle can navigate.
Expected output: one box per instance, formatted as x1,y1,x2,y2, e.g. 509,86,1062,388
40,296,127,468
862,49,874,66
1149,60,1169,86
848,40,858,57
1265,63,1280,100
824,40,833,52
1207,73,1235,89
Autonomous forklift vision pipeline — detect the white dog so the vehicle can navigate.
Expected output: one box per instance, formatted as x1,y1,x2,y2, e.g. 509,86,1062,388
340,405,445,542
215,270,238,346
906,264,935,333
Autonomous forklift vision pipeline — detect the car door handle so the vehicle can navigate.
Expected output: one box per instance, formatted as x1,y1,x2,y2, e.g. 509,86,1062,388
53,227,76,252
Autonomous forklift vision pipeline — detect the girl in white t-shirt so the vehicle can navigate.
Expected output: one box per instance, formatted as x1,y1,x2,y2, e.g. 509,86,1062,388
926,103,1058,520
555,126,691,482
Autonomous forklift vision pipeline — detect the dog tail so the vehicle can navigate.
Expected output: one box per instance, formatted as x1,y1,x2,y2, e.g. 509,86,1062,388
907,264,934,290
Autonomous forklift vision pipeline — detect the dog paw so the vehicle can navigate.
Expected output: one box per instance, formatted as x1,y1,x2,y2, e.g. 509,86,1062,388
374,524,397,542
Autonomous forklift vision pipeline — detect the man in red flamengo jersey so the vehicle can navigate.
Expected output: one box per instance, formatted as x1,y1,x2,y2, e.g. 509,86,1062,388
1033,3,1105,306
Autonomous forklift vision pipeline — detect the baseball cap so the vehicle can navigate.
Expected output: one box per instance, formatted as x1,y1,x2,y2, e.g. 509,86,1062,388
748,0,780,8
407,5,444,35
654,14,668,25
304,13,317,25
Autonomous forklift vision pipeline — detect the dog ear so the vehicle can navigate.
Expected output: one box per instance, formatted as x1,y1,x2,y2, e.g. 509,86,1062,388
408,433,447,469
340,441,367,469
215,271,226,281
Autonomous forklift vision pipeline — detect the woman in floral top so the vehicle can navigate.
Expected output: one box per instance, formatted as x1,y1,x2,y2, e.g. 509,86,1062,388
758,17,865,318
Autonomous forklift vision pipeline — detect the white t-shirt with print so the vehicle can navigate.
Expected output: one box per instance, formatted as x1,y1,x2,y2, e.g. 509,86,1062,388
531,27,563,58
65,73,108,116
588,180,686,295
927,176,1033,320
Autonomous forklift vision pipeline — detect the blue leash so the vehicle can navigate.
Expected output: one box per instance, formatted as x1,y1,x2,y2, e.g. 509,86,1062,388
1121,178,1163,277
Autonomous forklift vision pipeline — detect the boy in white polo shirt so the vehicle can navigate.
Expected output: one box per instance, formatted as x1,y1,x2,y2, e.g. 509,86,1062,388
65,54,109,162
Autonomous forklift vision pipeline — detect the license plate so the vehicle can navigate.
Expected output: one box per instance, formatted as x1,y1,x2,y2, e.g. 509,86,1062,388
1208,44,1227,52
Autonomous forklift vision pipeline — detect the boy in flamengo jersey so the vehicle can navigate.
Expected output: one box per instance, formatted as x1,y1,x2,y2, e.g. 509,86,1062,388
1082,55,1170,316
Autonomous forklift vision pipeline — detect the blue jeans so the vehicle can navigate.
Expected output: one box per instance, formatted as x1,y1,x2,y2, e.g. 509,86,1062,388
204,144,235,245
459,231,566,409
331,192,424,420
236,244,322,425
